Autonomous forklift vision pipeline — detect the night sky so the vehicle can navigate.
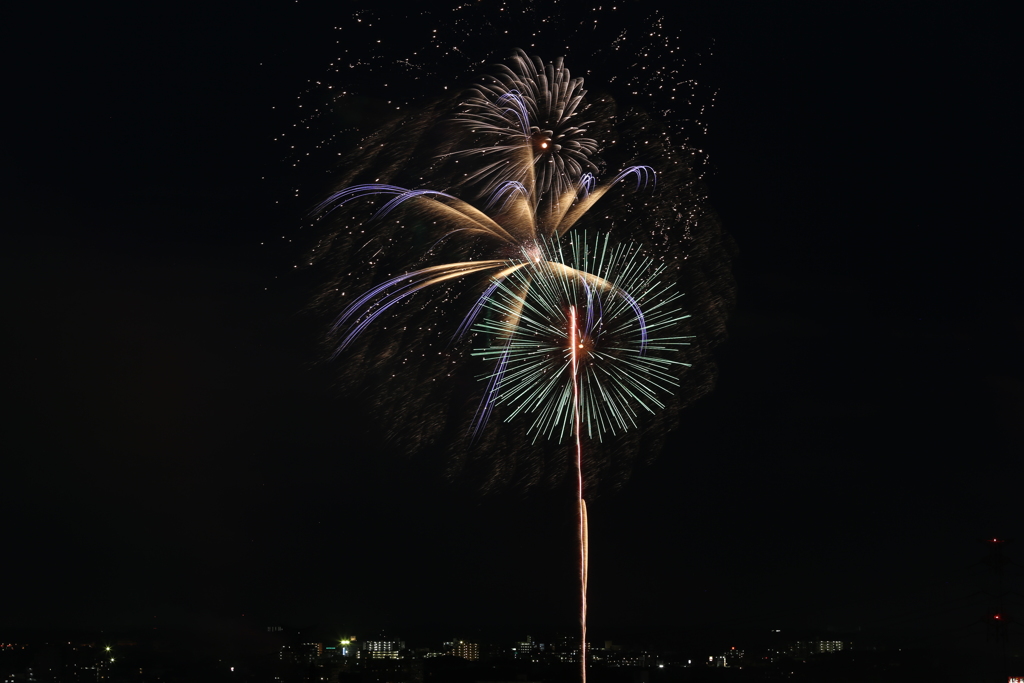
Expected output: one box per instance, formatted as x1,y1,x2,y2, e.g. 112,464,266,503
4,0,1020,647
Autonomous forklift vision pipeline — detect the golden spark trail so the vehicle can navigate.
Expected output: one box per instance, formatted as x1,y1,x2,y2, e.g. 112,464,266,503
570,305,588,683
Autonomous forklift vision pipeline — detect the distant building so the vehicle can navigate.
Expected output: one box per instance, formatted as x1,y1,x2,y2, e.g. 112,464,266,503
709,647,744,668
444,640,479,661
362,638,405,659
278,641,323,665
788,640,845,658
607,650,652,668
514,635,535,660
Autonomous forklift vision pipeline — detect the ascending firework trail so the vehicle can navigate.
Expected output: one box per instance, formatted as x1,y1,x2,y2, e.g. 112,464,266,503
473,235,689,680
570,305,588,681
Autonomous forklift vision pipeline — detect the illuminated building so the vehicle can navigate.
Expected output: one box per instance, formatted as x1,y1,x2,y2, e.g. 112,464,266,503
710,647,744,668
788,640,845,658
444,639,479,661
361,639,405,659
301,642,323,662
514,635,535,660
278,642,323,665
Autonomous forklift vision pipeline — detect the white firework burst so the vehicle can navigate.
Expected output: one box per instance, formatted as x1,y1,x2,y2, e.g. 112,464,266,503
455,49,600,209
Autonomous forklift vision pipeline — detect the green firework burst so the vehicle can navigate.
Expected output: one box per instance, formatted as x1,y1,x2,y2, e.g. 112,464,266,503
471,233,692,442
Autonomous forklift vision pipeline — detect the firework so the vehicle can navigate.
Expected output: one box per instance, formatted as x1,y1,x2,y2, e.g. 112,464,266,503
311,39,732,683
314,167,654,357
310,41,732,496
316,200,677,683
470,233,691,441
469,234,689,681
454,49,599,206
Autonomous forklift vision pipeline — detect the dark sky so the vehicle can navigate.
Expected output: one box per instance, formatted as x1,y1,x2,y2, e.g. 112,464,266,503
4,0,1020,647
